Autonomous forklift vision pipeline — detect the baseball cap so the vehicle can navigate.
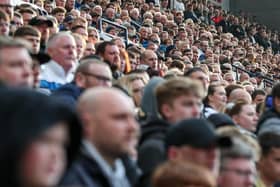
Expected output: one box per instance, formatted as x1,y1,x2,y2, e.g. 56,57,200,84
29,16,53,27
258,118,280,136
165,118,232,148
208,113,236,129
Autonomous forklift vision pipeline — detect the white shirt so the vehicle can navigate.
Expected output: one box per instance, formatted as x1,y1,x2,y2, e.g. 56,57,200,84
39,60,75,91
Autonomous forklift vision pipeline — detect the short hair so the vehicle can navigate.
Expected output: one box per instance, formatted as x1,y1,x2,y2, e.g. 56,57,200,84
71,25,86,33
204,83,224,105
152,161,216,187
272,82,280,98
258,132,280,156
184,67,205,77
95,41,116,56
46,32,73,50
156,77,204,118
252,89,266,101
225,84,243,98
0,36,27,63
14,25,41,38
226,100,249,117
75,58,108,77
51,7,66,15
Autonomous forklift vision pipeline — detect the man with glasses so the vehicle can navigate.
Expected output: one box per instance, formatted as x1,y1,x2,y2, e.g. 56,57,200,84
52,58,112,108
0,0,13,20
218,135,256,187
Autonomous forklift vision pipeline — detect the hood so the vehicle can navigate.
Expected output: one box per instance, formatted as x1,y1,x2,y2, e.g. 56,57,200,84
139,119,170,146
140,77,165,121
0,87,82,186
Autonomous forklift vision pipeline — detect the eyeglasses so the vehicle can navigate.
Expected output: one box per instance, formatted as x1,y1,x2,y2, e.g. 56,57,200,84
0,4,13,8
82,72,112,82
222,168,256,178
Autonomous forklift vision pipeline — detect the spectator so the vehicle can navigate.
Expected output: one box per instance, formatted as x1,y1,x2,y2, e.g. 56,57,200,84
138,77,204,187
252,89,266,105
61,87,140,187
52,58,112,107
165,118,231,177
40,32,77,91
96,41,122,79
0,36,32,87
0,10,9,36
218,135,256,187
257,118,280,187
227,101,258,134
14,26,41,54
0,0,13,20
152,161,216,187
0,88,82,187
203,83,227,118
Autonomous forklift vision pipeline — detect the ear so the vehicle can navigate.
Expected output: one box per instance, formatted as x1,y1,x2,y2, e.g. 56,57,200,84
80,112,93,138
232,115,239,124
161,103,173,120
75,72,86,88
167,146,180,161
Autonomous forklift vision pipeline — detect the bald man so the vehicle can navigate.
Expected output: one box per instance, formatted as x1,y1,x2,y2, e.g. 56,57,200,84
61,87,140,187
228,88,252,104
139,50,158,70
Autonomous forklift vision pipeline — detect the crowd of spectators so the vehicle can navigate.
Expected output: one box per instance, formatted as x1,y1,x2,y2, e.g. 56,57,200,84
2,0,280,186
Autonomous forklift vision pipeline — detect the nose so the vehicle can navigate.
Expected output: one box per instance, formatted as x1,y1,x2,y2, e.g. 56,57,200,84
192,104,201,118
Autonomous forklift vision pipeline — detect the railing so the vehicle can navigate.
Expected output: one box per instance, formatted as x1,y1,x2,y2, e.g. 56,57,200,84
232,64,275,88
98,18,129,46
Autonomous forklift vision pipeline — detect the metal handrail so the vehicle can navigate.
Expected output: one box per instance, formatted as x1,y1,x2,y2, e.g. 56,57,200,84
231,64,274,88
98,18,128,45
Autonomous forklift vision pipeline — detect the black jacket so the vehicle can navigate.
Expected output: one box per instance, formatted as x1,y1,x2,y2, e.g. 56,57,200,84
51,82,84,109
61,147,140,187
137,119,170,187
256,108,280,133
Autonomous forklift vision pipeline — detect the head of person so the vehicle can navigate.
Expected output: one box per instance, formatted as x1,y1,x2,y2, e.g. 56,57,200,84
184,67,209,91
140,49,158,70
218,137,256,187
270,83,280,113
14,26,41,54
0,88,81,187
46,32,77,73
74,58,112,88
228,88,252,104
204,83,227,112
223,72,236,85
252,89,266,105
18,8,36,26
29,16,54,43
95,41,120,72
72,33,86,60
10,12,23,33
258,119,280,186
51,6,66,24
0,0,14,20
152,161,216,187
227,101,258,132
0,10,9,36
115,74,146,107
165,118,231,176
0,36,33,87
156,77,204,124
77,87,139,165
